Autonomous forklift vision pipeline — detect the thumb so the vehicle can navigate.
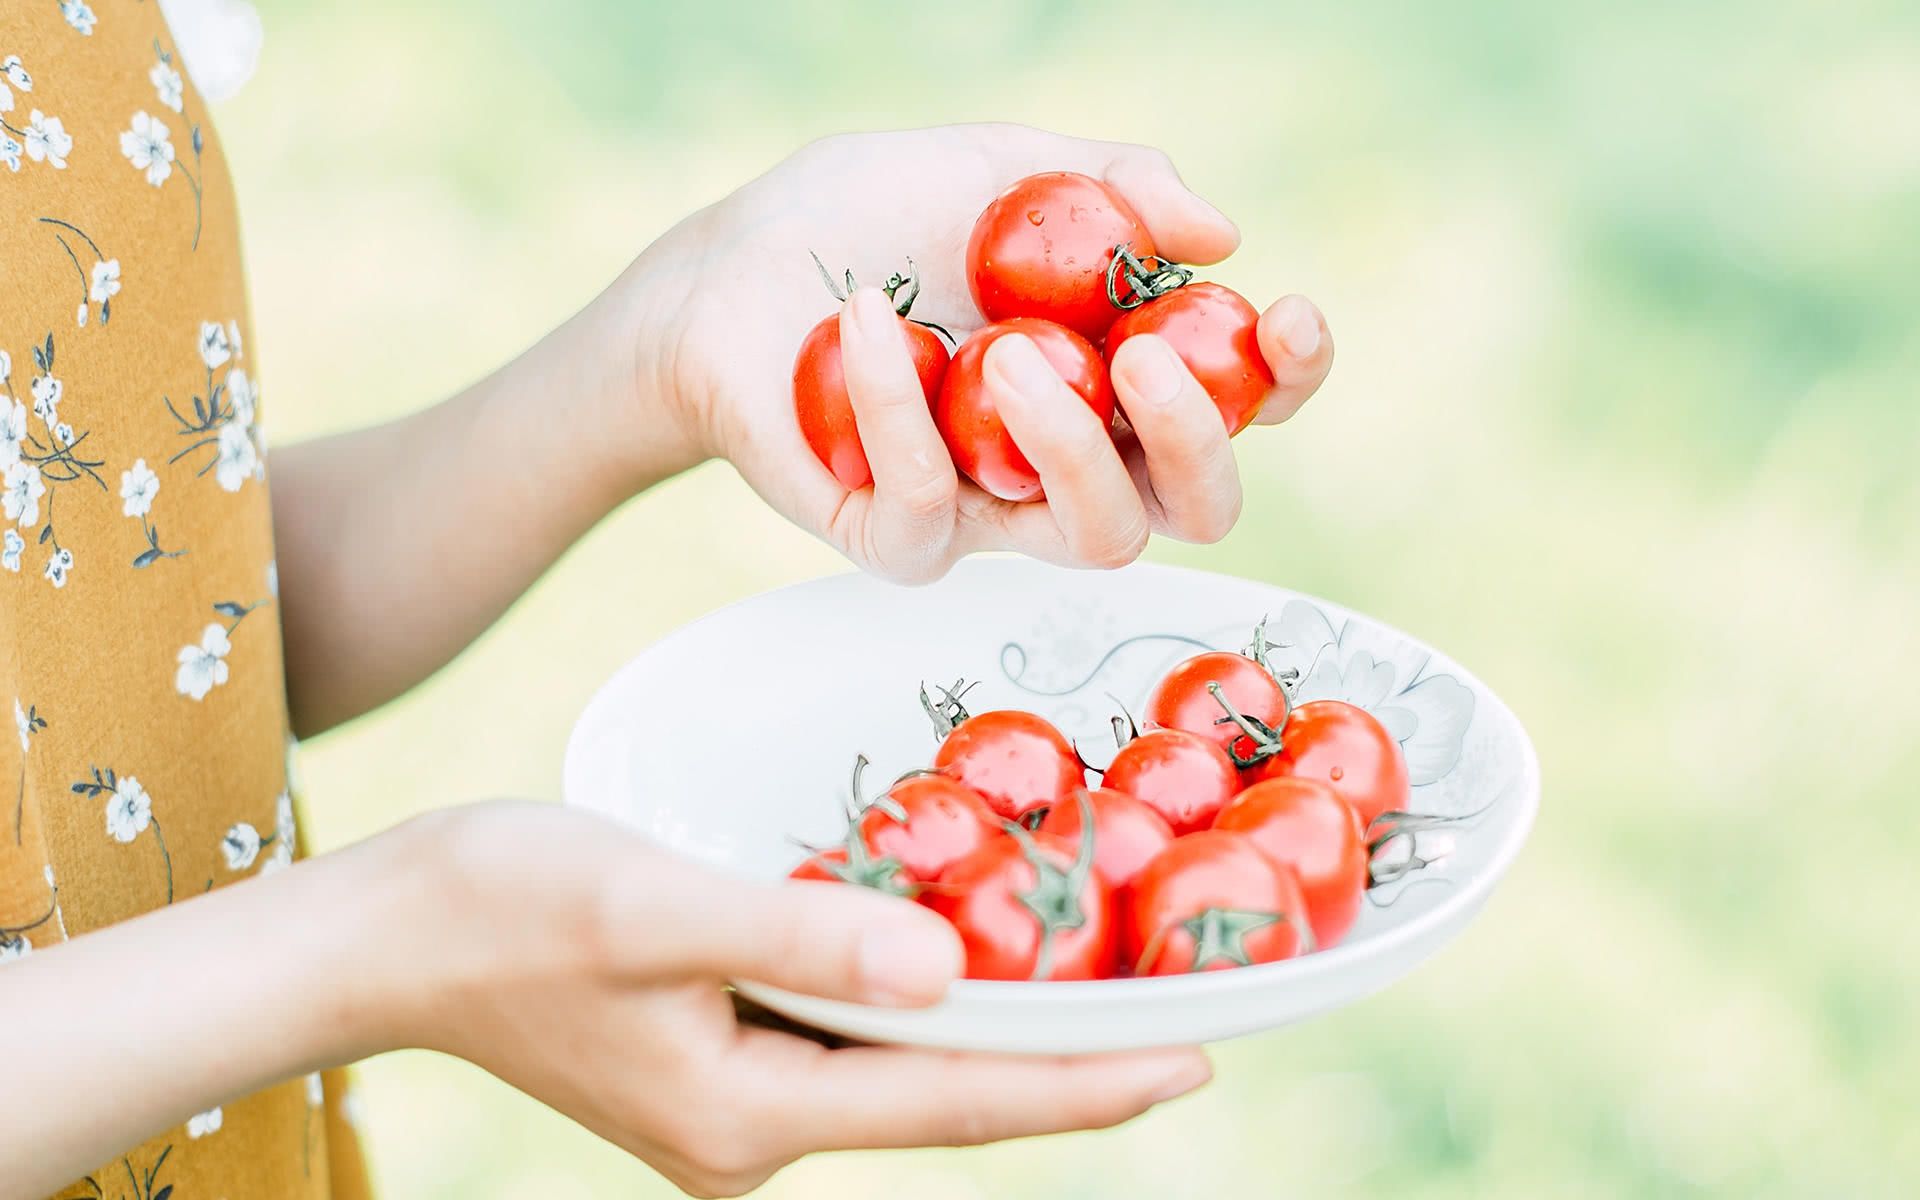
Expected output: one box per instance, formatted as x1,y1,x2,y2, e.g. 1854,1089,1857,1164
631,858,963,1008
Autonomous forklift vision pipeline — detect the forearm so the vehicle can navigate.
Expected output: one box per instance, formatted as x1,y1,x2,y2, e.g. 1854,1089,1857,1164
271,274,702,735
0,827,430,1199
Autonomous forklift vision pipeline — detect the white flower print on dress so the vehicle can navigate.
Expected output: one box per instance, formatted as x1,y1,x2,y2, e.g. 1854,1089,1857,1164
121,459,160,517
175,622,232,699
4,462,46,527
186,1106,223,1138
60,1,98,35
29,374,60,427
213,420,258,492
120,111,174,186
105,775,152,843
43,546,71,588
0,134,19,173
221,821,260,870
0,399,25,471
74,765,175,902
266,560,278,598
227,367,256,428
150,59,185,113
198,320,232,369
305,1071,324,1107
1,55,29,94
22,110,70,168
2,529,22,572
260,788,295,874
53,422,73,447
227,320,243,359
13,699,30,752
0,934,29,963
89,259,120,304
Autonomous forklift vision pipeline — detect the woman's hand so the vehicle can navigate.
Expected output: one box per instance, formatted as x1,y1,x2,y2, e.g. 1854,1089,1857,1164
612,122,1335,583
400,802,1212,1198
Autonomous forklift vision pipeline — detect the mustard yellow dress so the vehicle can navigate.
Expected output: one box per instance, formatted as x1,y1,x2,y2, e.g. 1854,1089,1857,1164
2,4,371,1195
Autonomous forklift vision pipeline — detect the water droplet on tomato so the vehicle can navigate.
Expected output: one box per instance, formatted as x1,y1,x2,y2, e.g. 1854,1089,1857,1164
1026,210,1045,225
1330,766,1345,781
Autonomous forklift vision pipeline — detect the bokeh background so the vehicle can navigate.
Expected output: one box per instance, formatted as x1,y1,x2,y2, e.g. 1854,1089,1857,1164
227,0,1919,1195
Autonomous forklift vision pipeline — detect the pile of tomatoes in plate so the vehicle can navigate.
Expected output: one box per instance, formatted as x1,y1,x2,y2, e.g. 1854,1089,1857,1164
794,170,1277,498
791,622,1454,982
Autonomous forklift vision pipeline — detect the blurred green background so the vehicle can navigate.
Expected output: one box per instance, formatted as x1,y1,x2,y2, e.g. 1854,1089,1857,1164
226,0,1919,1195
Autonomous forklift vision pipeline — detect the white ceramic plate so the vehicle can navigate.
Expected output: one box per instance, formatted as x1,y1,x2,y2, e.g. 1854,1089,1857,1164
563,558,1538,1054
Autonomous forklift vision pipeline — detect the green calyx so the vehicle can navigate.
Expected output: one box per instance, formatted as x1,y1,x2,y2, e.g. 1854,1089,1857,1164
1007,790,1097,981
809,251,954,344
1106,242,1194,310
1181,907,1287,970
827,831,913,897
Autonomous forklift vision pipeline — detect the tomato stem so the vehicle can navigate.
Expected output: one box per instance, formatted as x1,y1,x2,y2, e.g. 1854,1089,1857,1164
1105,243,1194,311
1243,617,1302,694
1206,680,1291,768
918,678,976,740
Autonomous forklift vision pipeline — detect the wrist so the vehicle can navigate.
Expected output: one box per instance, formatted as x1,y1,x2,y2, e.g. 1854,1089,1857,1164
589,242,716,492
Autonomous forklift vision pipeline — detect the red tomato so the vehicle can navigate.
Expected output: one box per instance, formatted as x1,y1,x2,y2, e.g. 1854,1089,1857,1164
1142,651,1289,758
1212,778,1366,947
934,317,1117,502
1036,787,1175,892
1106,282,1274,435
1099,728,1242,835
1123,830,1310,976
793,312,950,491
932,708,1086,822
1243,700,1410,829
786,844,911,896
924,831,1116,981
855,774,1000,883
966,171,1154,341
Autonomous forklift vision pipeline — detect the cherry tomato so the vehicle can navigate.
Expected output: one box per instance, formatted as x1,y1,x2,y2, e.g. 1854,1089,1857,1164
966,171,1154,342
1099,728,1242,835
1142,651,1288,758
1123,830,1310,976
1036,787,1175,892
786,842,911,896
855,774,1000,883
932,708,1086,822
793,311,950,491
934,317,1117,502
1243,700,1410,829
1212,777,1366,947
1106,282,1274,436
924,830,1117,981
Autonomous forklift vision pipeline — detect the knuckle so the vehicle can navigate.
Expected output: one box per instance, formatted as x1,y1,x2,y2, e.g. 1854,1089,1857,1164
1183,491,1242,545
1074,517,1151,570
894,471,958,525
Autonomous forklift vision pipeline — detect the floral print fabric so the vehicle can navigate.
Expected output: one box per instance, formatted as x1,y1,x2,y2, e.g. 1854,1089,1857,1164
0,6,369,1198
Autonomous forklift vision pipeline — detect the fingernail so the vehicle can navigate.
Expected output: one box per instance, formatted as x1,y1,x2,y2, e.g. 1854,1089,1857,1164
1146,1056,1214,1105
1274,295,1321,360
1118,336,1185,407
847,286,897,340
985,334,1061,397
859,922,960,1007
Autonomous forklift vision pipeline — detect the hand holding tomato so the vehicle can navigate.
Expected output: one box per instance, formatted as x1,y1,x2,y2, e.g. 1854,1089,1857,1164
622,123,1334,583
